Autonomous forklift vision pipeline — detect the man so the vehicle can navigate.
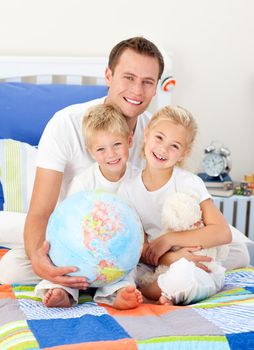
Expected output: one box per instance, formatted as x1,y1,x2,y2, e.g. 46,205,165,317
0,36,249,286
0,37,166,286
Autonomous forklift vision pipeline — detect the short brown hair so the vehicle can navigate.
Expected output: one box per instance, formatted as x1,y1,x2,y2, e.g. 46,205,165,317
108,36,164,80
83,104,130,149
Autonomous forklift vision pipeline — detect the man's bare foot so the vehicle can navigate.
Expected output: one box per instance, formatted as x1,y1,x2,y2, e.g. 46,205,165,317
158,294,173,306
113,285,143,310
43,288,73,308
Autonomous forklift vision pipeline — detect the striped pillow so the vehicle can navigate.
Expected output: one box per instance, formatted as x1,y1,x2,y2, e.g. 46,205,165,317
0,139,37,212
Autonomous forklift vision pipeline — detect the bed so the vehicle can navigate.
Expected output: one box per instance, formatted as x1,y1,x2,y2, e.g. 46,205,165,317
0,55,254,350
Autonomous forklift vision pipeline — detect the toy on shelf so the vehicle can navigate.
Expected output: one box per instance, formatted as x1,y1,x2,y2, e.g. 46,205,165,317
234,174,254,196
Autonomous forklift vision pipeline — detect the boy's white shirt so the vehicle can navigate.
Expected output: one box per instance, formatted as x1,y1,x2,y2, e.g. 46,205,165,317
36,97,150,201
66,162,140,197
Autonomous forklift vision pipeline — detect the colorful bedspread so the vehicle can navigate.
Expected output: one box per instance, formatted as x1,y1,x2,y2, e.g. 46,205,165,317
0,264,254,350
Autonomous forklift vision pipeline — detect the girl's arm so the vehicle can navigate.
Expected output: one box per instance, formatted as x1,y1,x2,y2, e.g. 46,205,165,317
145,198,232,265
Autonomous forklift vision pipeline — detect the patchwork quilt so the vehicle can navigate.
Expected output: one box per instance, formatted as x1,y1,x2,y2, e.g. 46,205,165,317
0,247,254,350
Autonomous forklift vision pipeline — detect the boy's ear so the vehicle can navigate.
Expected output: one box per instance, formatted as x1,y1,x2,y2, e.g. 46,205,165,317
128,132,133,147
86,146,95,160
105,67,112,87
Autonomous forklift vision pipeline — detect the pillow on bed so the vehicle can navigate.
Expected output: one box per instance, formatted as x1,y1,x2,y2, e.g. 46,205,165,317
0,82,107,211
0,211,26,248
0,139,37,213
0,82,108,146
230,224,254,245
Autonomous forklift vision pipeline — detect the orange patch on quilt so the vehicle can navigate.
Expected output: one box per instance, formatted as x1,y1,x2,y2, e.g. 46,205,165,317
101,302,181,317
0,284,16,299
0,248,9,259
43,338,137,350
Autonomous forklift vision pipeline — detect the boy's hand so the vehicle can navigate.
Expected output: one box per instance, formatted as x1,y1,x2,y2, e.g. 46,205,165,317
31,241,89,289
145,234,172,265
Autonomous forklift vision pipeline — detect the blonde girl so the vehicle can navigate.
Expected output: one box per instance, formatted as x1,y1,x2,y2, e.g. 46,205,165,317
118,105,231,304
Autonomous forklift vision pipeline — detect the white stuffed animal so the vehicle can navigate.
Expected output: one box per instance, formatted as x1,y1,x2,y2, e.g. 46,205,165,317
140,192,229,286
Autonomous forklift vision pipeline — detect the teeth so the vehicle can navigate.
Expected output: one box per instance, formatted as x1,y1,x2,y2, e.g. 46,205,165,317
107,159,120,164
125,98,142,105
154,152,167,160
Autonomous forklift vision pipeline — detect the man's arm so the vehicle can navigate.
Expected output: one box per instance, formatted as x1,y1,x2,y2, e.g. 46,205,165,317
24,167,88,288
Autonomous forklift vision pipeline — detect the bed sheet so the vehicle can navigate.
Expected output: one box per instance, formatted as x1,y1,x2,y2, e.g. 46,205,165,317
0,247,254,350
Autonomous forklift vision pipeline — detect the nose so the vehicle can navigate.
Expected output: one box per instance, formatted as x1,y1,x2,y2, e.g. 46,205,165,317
130,80,143,96
107,147,116,158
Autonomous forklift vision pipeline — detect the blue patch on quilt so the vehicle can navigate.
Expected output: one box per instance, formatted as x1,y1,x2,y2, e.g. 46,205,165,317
226,332,254,350
0,182,3,210
27,314,131,347
246,286,254,294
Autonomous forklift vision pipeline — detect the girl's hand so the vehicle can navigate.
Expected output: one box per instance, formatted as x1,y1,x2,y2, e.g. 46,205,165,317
159,247,212,272
145,234,172,265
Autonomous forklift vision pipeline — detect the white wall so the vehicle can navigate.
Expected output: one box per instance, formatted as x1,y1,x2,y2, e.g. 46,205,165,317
1,0,253,180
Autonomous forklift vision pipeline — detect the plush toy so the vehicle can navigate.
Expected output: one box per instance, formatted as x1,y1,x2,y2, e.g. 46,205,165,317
140,192,229,286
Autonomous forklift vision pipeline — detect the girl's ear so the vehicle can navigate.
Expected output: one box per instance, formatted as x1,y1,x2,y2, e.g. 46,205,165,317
178,147,191,163
105,67,112,87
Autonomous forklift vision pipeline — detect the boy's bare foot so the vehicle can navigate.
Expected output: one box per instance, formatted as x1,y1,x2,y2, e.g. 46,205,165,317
158,294,173,306
43,288,73,308
113,285,143,310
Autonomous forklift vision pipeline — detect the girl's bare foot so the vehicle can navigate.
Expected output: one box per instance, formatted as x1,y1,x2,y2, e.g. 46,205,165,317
113,285,143,310
158,294,173,306
43,288,73,308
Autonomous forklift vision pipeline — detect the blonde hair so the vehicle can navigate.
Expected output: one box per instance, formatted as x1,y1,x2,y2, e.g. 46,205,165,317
83,104,130,149
143,105,198,165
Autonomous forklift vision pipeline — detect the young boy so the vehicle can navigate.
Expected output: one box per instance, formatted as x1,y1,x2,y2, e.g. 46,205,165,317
34,103,143,309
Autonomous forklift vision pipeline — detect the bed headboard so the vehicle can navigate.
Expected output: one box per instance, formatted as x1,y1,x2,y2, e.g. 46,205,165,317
0,55,174,144
0,55,174,211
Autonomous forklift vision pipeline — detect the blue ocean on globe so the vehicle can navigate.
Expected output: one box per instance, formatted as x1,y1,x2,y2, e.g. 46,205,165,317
46,190,144,287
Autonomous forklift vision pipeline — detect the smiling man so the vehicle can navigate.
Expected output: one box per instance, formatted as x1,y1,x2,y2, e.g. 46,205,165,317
0,37,164,286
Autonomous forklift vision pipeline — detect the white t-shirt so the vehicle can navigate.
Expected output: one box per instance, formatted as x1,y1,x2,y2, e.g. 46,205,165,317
118,166,211,241
37,97,150,200
66,162,139,197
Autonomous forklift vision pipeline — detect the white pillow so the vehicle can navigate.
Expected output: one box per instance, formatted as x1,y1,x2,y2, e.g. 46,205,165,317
0,139,37,213
0,211,26,248
229,224,254,245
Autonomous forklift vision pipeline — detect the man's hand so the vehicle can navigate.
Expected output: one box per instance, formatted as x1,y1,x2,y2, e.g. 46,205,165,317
31,241,89,289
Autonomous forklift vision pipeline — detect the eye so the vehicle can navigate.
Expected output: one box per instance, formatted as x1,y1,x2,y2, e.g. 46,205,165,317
114,142,122,147
96,147,104,152
143,79,154,86
155,135,163,141
124,75,134,81
172,144,180,150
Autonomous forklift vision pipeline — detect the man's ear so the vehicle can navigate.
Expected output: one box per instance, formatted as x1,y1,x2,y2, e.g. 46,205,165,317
105,67,112,87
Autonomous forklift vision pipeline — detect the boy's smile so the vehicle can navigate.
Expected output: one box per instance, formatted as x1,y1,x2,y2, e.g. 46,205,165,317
88,130,132,182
